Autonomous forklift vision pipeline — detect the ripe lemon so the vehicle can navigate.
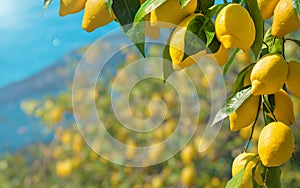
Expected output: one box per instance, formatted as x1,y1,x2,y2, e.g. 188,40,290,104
258,122,294,167
181,144,197,165
82,0,116,32
229,95,260,131
272,0,300,38
267,89,295,125
205,44,229,66
250,54,288,95
150,0,197,28
232,153,264,187
181,164,196,186
59,0,87,16
169,14,206,70
215,4,255,52
286,61,300,98
257,0,279,20
55,159,73,178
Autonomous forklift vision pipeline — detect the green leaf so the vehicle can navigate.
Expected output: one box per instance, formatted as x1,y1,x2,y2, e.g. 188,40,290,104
223,48,239,76
163,44,174,83
293,0,300,20
179,0,191,9
285,38,300,48
106,0,114,16
205,3,227,19
198,0,215,13
265,167,281,188
41,0,52,16
134,0,167,23
112,0,141,32
206,36,221,54
262,94,275,114
232,63,255,95
212,87,252,126
184,15,215,58
245,0,263,60
226,169,244,188
126,22,146,56
263,28,283,54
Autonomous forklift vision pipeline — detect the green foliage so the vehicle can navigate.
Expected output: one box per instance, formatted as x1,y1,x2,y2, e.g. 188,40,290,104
293,0,300,20
41,0,52,16
245,0,264,60
212,86,252,126
134,0,167,23
225,169,244,188
179,0,192,9
263,28,283,54
232,63,254,94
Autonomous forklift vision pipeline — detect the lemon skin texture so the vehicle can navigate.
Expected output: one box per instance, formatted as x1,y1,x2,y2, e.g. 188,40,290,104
258,122,294,167
250,54,288,96
215,4,256,52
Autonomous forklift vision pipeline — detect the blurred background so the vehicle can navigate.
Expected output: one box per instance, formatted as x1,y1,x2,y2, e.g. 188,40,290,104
0,0,300,187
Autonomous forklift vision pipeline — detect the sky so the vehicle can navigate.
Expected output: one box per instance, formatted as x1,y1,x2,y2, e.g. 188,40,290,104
0,0,118,89
0,0,223,89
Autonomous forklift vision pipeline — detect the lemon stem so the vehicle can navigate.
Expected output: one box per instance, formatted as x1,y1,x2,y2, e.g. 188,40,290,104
244,97,261,152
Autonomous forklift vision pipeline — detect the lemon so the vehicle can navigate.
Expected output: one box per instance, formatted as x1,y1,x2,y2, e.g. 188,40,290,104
150,0,197,28
55,160,73,178
286,61,300,98
82,0,116,32
151,176,163,188
181,144,197,165
181,164,196,186
267,89,295,125
250,54,288,95
59,0,87,16
215,4,256,52
169,14,206,70
232,153,264,187
229,95,260,131
258,122,294,167
257,0,279,20
272,0,300,38
239,125,260,142
205,44,229,66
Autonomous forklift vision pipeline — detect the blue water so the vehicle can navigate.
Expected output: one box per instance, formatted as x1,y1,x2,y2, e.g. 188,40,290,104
0,0,118,89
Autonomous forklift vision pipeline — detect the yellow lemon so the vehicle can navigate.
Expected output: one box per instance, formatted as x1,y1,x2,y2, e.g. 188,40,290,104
82,0,116,32
151,176,163,188
205,44,229,66
181,144,197,165
169,14,206,70
272,0,300,38
257,0,279,20
239,125,260,142
59,0,87,16
286,61,300,98
55,160,73,178
181,164,196,186
267,89,295,125
232,153,264,187
258,122,294,167
250,54,288,95
229,95,260,131
150,0,197,28
215,4,255,51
